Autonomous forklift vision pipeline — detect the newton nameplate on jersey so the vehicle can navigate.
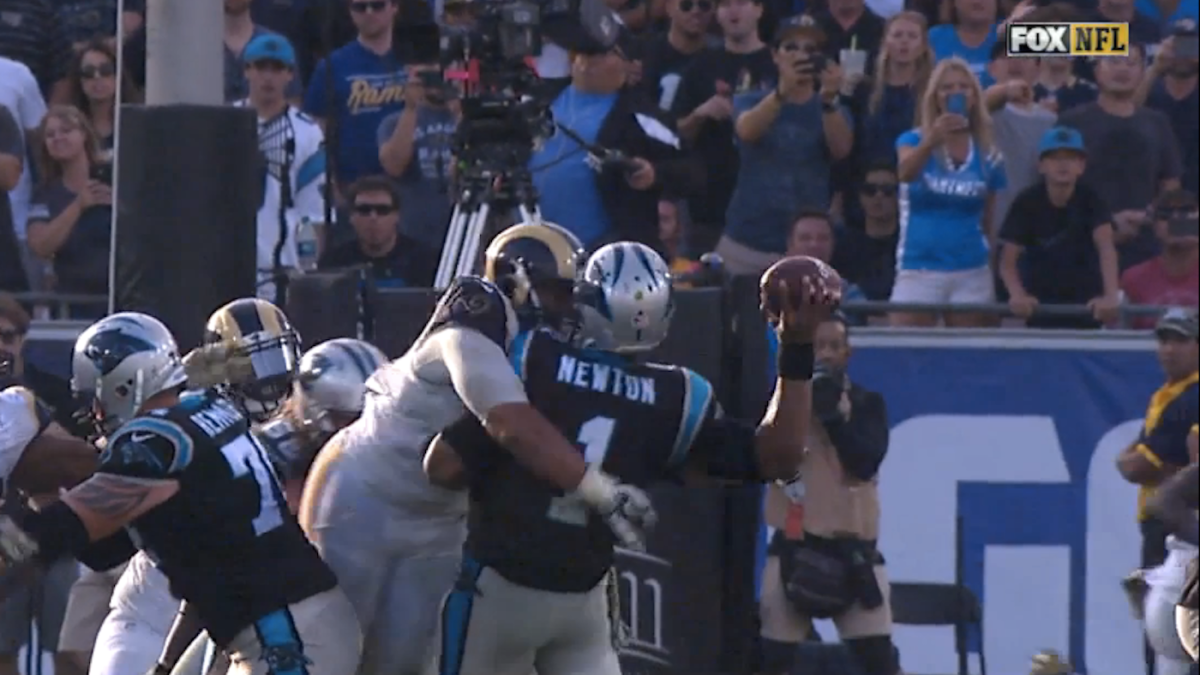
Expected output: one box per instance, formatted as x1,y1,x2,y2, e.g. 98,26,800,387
556,355,657,405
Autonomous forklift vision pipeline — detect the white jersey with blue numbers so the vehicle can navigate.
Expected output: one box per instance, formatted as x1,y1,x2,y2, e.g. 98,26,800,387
896,129,1007,272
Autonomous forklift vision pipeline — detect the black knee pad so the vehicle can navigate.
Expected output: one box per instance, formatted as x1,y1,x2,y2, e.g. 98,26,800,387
758,637,799,673
844,635,900,675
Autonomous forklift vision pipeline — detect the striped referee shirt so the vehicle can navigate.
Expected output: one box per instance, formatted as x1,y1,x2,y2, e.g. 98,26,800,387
0,0,71,92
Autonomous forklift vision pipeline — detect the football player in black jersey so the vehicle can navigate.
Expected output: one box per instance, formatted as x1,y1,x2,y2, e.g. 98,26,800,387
421,242,836,675
297,221,654,675
157,337,390,675
0,312,361,675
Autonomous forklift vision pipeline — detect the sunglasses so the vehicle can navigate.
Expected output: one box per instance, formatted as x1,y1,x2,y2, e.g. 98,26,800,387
862,183,897,196
779,41,817,54
353,203,396,216
350,0,388,12
80,63,115,79
679,0,714,11
0,329,24,344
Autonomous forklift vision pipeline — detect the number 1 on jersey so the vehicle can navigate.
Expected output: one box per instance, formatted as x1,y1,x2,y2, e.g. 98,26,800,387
546,416,616,526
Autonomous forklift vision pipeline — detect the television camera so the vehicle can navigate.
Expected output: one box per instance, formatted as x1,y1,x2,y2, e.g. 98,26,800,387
399,0,623,287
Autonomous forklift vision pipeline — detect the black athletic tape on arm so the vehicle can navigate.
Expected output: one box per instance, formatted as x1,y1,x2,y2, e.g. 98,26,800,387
18,500,91,563
777,342,814,381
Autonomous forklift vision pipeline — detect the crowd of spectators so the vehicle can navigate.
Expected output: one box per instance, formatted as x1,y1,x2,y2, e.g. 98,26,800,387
0,0,1196,328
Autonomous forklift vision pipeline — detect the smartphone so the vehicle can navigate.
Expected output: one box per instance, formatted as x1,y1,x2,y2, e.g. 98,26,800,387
1176,35,1200,60
946,92,968,116
89,163,113,185
418,70,444,88
795,52,825,75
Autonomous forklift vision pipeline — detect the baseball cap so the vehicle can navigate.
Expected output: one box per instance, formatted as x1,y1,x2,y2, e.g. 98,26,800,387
1037,126,1087,158
243,34,296,68
1155,307,1200,340
774,14,825,46
1170,17,1198,37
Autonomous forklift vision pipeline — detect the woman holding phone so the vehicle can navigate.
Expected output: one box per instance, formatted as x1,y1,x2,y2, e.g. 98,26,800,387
891,57,1006,327
24,106,112,319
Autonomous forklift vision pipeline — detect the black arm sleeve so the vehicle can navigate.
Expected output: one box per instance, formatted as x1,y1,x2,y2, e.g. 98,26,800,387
440,414,503,479
825,388,889,482
77,530,138,571
687,412,763,482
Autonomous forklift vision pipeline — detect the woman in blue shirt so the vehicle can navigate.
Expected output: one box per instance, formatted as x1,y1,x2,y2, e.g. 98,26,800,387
927,0,999,87
892,57,1007,328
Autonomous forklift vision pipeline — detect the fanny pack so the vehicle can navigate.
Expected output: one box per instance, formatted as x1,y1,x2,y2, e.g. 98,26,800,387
776,533,884,619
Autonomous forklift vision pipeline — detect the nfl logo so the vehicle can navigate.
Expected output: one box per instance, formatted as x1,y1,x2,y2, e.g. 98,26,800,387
1006,22,1130,57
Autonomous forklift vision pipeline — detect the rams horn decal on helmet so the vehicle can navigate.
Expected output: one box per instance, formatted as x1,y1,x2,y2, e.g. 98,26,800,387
483,221,585,307
203,298,301,421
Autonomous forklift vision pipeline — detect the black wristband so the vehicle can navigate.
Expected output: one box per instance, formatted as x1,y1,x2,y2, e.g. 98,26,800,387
18,500,91,564
777,342,814,381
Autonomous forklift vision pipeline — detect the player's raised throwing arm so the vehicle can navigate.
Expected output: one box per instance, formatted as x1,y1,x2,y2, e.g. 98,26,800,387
684,261,841,484
753,270,840,479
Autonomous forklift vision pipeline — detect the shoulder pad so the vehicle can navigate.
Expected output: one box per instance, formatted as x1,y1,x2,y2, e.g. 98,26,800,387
0,386,53,481
668,367,717,468
425,277,514,349
101,417,195,478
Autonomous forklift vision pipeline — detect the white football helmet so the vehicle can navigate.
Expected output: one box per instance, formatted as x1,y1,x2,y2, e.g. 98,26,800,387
575,241,675,353
295,338,388,431
71,312,188,435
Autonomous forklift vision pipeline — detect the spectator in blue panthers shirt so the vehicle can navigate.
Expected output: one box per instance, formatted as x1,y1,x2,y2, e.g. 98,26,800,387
304,0,406,192
927,0,999,86
891,57,1007,328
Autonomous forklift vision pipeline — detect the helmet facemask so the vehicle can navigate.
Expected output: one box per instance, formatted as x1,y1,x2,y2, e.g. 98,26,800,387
221,330,300,422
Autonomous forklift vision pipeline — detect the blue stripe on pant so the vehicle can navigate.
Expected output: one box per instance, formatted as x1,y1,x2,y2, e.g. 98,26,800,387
439,556,484,675
253,608,310,675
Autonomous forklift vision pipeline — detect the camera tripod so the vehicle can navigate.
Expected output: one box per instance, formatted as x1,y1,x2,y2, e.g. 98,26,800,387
434,161,544,289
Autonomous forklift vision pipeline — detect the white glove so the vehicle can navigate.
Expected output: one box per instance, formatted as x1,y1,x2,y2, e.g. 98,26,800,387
573,467,658,551
0,515,38,570
777,472,806,505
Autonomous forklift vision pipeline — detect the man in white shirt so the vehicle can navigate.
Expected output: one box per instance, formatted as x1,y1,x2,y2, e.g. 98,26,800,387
235,34,326,303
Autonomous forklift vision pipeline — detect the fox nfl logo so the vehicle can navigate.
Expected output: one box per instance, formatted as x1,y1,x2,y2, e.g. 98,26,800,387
1006,22,1130,57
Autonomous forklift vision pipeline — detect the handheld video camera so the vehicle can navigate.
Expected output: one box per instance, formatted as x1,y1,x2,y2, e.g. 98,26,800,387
398,0,623,192
811,362,848,423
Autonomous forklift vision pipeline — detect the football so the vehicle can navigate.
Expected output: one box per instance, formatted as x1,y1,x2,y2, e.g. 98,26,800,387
759,255,841,322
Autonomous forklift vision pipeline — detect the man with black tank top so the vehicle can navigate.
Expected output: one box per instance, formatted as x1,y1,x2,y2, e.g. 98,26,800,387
0,312,361,675
421,242,838,675
671,0,776,254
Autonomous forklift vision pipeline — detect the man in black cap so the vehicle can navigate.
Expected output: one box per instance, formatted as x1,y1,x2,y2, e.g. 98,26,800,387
1118,307,1200,673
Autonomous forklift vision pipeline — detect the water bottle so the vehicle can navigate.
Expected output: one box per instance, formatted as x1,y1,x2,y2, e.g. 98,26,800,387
295,217,319,273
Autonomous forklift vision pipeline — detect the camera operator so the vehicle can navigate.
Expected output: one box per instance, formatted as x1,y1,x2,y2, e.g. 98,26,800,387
530,37,701,252
759,312,897,675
